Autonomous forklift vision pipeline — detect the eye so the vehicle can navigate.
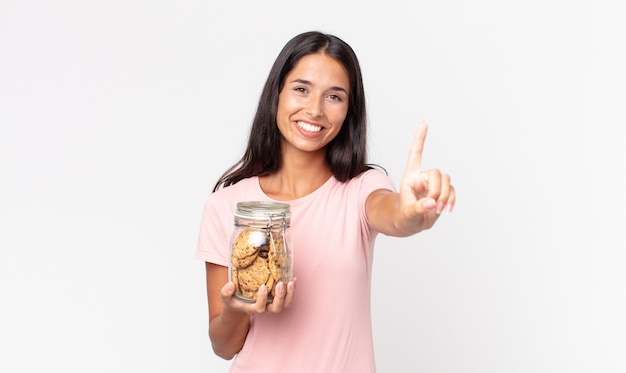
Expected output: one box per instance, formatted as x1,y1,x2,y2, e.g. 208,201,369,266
294,86,308,94
327,94,344,102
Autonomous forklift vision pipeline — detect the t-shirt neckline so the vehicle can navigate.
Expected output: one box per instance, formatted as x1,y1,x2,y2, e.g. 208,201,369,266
253,175,337,206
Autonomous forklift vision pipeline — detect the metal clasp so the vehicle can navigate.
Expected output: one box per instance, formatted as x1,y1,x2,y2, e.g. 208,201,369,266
267,213,287,253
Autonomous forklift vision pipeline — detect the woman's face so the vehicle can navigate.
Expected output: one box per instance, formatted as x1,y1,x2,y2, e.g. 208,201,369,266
276,52,350,155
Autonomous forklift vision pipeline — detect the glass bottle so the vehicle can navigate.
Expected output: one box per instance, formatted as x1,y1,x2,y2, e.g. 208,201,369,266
230,201,292,303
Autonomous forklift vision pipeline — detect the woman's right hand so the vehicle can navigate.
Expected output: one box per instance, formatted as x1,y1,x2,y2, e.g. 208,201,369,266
220,280,296,315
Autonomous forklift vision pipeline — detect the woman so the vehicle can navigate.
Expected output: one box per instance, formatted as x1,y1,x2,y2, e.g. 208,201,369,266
196,31,455,372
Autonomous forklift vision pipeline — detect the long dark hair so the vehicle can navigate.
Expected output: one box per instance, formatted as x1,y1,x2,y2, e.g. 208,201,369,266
213,31,371,192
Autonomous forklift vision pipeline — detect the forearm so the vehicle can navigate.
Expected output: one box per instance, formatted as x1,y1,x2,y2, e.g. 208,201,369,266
205,262,251,360
368,191,426,237
209,307,250,360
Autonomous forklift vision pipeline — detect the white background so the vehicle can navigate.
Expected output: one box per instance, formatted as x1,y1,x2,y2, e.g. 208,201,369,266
1,0,624,372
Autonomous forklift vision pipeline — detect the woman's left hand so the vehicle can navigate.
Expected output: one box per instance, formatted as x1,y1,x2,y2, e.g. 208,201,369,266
397,121,455,232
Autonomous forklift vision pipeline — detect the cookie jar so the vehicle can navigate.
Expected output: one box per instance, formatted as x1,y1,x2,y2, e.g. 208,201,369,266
230,201,292,303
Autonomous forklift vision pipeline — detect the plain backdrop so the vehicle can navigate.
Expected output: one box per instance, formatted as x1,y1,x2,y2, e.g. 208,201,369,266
1,0,624,372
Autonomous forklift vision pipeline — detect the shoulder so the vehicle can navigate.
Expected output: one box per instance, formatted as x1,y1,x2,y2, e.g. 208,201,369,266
350,168,396,193
322,168,395,206
204,177,260,212
211,177,258,198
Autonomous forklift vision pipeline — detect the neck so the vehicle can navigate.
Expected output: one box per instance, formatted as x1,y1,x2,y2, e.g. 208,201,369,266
260,149,332,200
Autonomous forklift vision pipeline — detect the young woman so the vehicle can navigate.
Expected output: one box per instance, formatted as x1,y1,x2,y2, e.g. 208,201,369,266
196,31,455,372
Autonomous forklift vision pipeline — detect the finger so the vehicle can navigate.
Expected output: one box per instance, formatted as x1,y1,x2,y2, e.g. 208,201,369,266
435,173,451,214
405,121,428,174
421,169,442,202
445,185,456,214
253,284,268,313
282,279,296,308
267,282,286,313
419,197,437,212
220,281,236,302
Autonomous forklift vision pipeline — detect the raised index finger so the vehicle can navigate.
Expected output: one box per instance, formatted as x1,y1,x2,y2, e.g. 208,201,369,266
406,121,428,173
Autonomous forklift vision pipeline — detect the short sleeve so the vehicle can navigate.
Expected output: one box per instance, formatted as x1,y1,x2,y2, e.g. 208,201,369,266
358,168,396,198
357,168,396,233
195,194,232,267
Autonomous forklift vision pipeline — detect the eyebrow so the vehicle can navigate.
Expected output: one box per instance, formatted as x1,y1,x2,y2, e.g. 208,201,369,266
289,78,348,94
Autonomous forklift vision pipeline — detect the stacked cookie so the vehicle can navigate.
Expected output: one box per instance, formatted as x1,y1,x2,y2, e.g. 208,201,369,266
231,229,292,302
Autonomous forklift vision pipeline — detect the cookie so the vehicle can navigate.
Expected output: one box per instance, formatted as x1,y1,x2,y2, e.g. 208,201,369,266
237,256,271,300
265,272,275,297
269,251,291,282
269,233,292,282
231,230,267,268
231,266,239,292
231,228,292,302
269,232,286,253
231,250,259,269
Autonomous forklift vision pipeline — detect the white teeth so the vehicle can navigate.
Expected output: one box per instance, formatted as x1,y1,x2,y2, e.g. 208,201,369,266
297,121,322,133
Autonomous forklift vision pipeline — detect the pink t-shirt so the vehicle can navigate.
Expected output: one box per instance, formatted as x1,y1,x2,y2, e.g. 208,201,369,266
196,169,395,373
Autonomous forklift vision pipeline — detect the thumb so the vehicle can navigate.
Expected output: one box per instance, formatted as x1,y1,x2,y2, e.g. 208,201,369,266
420,197,437,212
221,281,236,300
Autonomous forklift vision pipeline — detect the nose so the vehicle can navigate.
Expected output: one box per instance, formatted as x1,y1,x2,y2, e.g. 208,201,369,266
305,97,324,118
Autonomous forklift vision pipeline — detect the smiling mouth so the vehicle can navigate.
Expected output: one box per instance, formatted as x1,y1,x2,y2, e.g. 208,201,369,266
297,121,322,133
